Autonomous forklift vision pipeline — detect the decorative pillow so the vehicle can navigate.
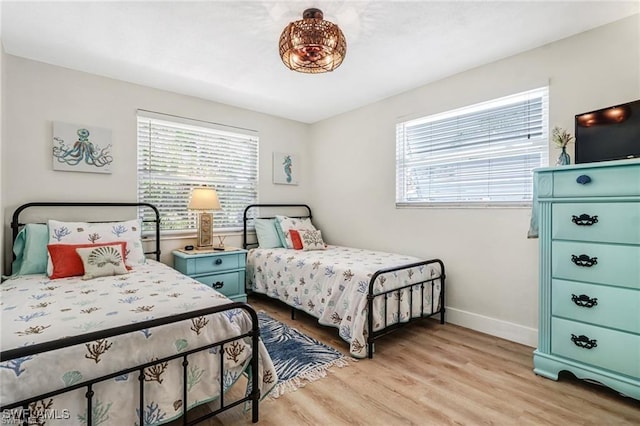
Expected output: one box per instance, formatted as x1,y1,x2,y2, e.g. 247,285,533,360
300,229,326,251
76,244,129,280
275,215,317,249
289,229,303,250
11,223,49,276
273,219,288,248
48,241,128,279
254,218,283,248
47,219,145,274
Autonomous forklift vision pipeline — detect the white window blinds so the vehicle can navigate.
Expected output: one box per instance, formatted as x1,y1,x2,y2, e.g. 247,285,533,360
137,112,258,233
396,87,549,206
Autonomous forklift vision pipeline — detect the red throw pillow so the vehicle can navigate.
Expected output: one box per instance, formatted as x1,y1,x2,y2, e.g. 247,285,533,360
47,241,128,279
289,229,303,250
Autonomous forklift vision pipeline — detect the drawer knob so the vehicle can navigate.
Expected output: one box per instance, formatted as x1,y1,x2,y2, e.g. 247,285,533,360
571,334,597,349
576,175,592,185
215,258,223,265
571,294,598,308
571,214,598,226
571,254,598,267
213,281,224,289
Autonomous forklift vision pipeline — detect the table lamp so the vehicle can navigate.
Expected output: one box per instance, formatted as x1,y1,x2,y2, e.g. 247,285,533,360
188,187,221,249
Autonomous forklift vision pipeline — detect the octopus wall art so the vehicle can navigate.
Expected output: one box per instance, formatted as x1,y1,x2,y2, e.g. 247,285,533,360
52,122,113,173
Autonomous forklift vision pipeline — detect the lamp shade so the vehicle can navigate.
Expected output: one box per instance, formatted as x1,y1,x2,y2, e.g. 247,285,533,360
279,8,347,74
188,187,221,211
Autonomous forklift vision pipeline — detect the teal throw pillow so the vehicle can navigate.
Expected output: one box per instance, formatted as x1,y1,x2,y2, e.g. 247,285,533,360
11,223,49,275
254,219,283,248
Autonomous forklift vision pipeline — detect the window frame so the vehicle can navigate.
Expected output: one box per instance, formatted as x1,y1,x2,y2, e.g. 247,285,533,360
395,87,549,208
136,110,259,236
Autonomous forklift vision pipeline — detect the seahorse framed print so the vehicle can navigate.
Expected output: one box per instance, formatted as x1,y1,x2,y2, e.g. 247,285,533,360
52,121,113,173
273,152,298,185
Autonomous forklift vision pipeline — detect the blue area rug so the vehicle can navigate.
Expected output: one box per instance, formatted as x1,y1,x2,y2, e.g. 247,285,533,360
258,311,351,397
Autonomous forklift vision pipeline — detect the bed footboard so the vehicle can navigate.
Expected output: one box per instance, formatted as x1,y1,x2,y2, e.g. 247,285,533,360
1,302,261,425
366,259,446,359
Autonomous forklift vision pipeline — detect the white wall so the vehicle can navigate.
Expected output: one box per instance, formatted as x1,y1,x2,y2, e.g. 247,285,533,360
308,15,640,347
0,3,4,276
2,15,638,346
2,55,311,268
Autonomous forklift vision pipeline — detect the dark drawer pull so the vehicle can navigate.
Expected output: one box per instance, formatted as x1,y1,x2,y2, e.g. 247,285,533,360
571,254,598,267
571,214,598,226
215,258,223,265
571,334,597,349
576,175,592,185
571,294,598,308
213,281,224,289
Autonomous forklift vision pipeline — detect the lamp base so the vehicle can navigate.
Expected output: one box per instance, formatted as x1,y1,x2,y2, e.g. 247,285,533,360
196,212,214,248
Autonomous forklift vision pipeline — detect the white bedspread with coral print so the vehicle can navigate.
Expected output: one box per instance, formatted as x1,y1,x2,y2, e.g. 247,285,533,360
0,260,276,425
247,246,442,358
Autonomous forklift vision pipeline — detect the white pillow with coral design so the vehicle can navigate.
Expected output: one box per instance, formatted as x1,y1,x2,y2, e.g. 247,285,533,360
47,219,145,274
275,215,317,249
300,229,326,251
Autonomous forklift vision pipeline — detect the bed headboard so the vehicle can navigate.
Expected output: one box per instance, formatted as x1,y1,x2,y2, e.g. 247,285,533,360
11,202,162,262
242,203,312,249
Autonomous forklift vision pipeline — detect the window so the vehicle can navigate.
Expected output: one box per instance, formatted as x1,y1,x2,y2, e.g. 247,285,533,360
396,87,549,206
137,111,258,234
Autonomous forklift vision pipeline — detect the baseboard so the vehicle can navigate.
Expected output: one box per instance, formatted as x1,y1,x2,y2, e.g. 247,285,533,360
444,307,538,347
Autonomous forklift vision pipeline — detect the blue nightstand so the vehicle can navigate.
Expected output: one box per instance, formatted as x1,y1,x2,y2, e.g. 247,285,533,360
173,248,247,302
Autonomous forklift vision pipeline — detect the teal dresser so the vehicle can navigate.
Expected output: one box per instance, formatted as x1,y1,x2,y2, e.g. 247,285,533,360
533,158,640,400
173,249,248,302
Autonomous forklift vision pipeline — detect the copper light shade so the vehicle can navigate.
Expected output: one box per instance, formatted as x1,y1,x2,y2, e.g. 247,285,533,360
576,105,632,127
279,8,347,73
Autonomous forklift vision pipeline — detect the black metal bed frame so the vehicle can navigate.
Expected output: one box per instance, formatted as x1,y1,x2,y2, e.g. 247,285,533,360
242,203,446,359
2,202,261,424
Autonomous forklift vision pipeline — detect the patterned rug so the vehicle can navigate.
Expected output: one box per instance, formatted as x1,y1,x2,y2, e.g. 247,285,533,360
258,311,351,398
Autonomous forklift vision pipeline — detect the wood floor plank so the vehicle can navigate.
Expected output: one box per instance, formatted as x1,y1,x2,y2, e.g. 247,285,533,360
171,295,640,425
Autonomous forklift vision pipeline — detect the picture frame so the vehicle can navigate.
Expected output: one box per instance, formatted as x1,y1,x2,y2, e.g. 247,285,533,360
52,121,113,173
273,152,298,185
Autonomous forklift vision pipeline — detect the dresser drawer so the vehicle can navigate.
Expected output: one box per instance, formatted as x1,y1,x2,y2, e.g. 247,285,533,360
552,166,640,197
552,241,640,289
197,272,241,299
552,279,640,334
552,202,640,245
194,253,241,274
551,317,640,378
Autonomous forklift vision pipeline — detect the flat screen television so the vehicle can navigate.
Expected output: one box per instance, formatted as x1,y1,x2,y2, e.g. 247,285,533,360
574,99,640,164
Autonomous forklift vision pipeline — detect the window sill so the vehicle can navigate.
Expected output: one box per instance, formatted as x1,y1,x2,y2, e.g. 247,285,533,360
395,202,532,209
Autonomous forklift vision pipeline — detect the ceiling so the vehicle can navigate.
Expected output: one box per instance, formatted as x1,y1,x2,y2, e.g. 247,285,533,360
2,1,638,123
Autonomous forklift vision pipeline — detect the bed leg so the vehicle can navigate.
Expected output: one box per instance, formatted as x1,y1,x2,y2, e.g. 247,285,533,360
291,307,295,320
252,398,259,423
368,342,374,359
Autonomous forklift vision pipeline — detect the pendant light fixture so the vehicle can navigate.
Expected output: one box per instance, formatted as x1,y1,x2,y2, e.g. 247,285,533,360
279,8,347,73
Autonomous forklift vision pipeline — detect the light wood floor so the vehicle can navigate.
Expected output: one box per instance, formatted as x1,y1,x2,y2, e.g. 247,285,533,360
182,295,640,425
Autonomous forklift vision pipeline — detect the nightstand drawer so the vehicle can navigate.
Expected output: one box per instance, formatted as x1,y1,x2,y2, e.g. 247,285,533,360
552,279,640,334
552,166,640,197
198,272,241,299
551,317,640,378
552,202,640,245
552,241,640,290
194,253,240,274
173,249,248,303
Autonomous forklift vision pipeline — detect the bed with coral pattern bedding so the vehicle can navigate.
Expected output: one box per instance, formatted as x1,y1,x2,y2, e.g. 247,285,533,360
1,260,276,425
247,246,443,358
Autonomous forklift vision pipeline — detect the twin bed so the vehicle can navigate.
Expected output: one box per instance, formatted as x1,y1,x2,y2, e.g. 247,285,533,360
1,201,446,424
243,204,446,359
1,202,276,425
